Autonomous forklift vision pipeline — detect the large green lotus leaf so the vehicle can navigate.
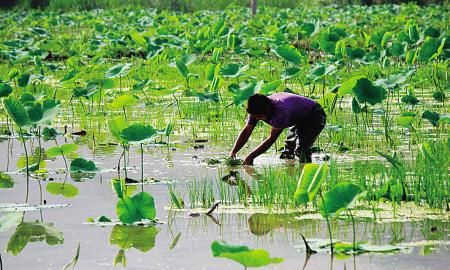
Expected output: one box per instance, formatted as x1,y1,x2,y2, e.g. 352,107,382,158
73,85,98,99
417,37,446,62
6,221,64,256
352,78,387,106
307,64,326,80
395,116,415,128
70,158,98,173
41,99,60,122
20,92,35,104
319,183,363,219
334,40,346,59
3,96,31,127
308,64,336,81
108,115,128,143
109,225,159,252
281,67,301,80
299,22,316,37
108,94,137,109
17,148,46,172
422,110,440,127
179,54,196,66
26,99,60,126
219,63,248,78
347,47,365,59
338,76,365,97
26,102,43,123
274,44,302,65
130,30,147,48
175,58,189,78
0,172,14,188
406,49,418,65
0,83,13,98
46,145,67,158
211,241,283,268
116,196,139,224
401,92,420,105
318,93,337,112
260,80,282,95
318,32,339,54
388,41,406,57
374,70,414,90
46,182,79,198
120,123,157,144
232,81,263,106
111,178,124,199
105,63,131,78
99,78,115,89
17,73,31,87
116,192,156,224
294,164,328,204
205,63,218,81
60,70,78,83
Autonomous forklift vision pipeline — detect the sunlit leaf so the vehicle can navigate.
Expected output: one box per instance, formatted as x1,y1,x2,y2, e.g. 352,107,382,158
319,183,364,218
294,164,328,204
116,192,156,224
3,96,31,127
274,44,302,65
46,182,79,198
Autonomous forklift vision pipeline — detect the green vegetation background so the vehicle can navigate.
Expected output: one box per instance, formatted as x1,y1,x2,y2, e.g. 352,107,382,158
2,0,449,11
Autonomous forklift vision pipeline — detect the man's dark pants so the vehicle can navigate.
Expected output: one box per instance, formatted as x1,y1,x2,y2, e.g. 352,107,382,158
282,104,326,163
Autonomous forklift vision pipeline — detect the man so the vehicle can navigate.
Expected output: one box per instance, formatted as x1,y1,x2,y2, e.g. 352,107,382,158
229,92,326,165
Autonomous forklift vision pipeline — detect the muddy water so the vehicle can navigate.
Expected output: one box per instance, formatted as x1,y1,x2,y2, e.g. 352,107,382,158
0,138,449,270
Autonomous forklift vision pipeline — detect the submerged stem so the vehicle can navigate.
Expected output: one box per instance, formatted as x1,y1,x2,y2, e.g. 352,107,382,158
19,127,30,204
319,191,333,253
349,209,356,251
140,143,144,192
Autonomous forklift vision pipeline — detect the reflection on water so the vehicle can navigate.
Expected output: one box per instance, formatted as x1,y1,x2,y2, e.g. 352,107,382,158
109,225,160,267
1,139,449,270
7,219,64,256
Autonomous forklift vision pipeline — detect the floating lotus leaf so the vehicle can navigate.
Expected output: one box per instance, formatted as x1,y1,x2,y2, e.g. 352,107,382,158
211,241,283,268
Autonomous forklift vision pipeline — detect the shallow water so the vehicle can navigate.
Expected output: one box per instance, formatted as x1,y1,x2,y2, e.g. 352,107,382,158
0,139,449,270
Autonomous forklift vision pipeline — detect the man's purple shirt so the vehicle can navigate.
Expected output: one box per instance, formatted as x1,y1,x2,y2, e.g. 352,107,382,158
247,92,317,129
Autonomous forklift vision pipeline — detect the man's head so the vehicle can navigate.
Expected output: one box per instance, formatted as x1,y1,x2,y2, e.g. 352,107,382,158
246,94,273,121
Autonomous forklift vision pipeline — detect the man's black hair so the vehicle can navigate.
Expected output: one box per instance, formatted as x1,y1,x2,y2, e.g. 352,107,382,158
246,94,272,115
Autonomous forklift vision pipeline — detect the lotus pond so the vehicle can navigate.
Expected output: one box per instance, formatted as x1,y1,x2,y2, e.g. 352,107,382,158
0,3,449,270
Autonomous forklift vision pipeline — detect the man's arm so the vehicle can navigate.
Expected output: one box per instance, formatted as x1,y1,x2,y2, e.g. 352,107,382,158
229,124,256,158
243,127,283,165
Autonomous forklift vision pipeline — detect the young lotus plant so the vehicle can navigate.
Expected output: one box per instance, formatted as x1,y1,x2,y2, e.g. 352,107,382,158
108,115,157,187
2,94,60,202
317,182,402,255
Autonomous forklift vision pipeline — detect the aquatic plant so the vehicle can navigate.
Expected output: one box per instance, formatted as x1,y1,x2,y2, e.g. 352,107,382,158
211,240,283,269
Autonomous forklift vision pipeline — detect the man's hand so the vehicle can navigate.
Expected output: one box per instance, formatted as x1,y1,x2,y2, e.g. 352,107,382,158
243,155,254,165
229,152,237,160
